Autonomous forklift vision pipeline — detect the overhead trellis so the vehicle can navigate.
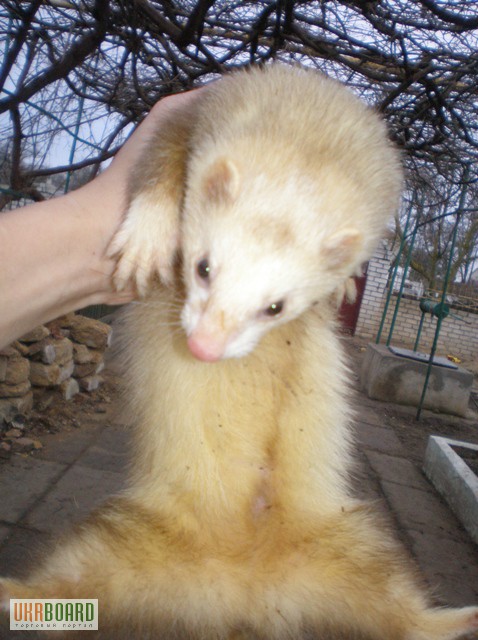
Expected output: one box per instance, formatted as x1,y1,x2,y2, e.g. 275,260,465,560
1,0,478,206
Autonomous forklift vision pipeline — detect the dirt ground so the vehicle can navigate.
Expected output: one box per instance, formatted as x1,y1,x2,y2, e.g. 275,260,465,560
1,335,477,470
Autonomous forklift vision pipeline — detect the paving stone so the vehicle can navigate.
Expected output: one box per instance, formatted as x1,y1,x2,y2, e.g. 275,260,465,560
380,479,469,542
352,476,383,502
354,421,406,456
351,401,388,427
36,423,101,465
0,458,66,524
407,529,478,607
0,526,53,579
93,422,131,449
364,450,432,492
0,524,12,546
76,424,131,472
349,452,383,501
22,465,125,533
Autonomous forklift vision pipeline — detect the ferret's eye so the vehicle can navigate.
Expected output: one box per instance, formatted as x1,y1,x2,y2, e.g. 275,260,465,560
264,300,284,317
196,258,210,280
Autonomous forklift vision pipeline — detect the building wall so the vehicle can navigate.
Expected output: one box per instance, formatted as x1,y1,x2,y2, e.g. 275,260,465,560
355,243,478,358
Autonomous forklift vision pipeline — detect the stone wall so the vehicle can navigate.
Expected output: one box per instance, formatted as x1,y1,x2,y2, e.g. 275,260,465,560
355,244,478,358
0,313,112,422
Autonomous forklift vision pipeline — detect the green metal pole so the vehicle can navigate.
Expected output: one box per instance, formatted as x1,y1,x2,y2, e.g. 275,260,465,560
413,311,426,352
416,168,469,419
416,312,446,421
386,221,419,346
376,204,414,344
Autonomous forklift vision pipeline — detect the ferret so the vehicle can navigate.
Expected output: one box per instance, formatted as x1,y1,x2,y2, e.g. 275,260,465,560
1,63,477,640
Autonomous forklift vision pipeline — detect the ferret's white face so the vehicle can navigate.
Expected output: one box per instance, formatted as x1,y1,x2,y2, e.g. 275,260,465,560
181,232,314,362
180,159,364,363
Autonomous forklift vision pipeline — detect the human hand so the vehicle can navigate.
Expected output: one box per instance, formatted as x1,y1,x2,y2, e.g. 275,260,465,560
70,88,203,305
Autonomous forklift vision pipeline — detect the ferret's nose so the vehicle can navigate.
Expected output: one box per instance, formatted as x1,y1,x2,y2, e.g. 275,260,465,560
187,335,224,362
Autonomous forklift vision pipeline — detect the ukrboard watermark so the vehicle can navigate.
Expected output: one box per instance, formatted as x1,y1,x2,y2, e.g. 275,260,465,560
10,599,98,631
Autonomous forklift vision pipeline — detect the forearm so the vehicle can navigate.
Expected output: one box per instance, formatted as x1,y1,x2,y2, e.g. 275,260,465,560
0,88,201,350
0,177,132,350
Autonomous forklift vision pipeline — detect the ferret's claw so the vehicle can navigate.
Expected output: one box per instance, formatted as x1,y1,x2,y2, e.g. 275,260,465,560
107,195,179,295
108,229,157,296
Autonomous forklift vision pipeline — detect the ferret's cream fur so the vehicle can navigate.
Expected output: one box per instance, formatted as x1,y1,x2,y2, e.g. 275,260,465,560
1,64,477,639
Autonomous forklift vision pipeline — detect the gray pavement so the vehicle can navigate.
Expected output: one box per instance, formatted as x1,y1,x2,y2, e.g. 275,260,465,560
0,376,477,630
0,416,129,579
352,400,478,607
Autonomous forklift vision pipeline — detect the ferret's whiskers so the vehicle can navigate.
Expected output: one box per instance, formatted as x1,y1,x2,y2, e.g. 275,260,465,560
130,300,183,313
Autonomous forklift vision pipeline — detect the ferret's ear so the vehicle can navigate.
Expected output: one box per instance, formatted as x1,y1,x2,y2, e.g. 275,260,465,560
203,158,240,203
322,228,362,269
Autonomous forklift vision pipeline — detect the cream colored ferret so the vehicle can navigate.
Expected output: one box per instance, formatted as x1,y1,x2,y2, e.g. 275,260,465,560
1,64,477,639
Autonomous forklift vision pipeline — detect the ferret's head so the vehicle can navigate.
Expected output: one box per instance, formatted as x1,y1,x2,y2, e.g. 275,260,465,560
180,154,398,362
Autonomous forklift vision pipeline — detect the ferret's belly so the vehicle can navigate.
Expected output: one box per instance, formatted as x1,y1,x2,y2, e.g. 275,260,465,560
121,286,353,533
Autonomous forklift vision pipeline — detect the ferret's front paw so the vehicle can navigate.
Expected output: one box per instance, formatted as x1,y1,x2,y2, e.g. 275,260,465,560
108,194,179,296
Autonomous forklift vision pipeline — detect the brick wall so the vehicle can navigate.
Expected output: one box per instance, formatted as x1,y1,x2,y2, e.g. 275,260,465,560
355,243,478,358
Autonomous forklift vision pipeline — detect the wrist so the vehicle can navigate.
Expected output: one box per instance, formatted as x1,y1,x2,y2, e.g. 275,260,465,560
65,176,134,307
0,185,132,349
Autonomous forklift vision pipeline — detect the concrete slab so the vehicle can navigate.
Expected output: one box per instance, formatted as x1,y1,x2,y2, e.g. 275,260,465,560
364,450,432,492
379,479,468,542
407,529,478,606
93,422,131,450
354,421,406,456
75,424,131,472
350,452,383,501
21,464,125,533
36,424,100,465
0,526,53,579
424,435,478,545
0,457,66,524
351,474,383,502
351,400,388,427
360,343,473,417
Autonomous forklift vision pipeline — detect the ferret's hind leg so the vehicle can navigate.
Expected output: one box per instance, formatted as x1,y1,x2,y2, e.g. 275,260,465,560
408,606,478,640
300,507,478,640
108,94,203,295
0,498,175,631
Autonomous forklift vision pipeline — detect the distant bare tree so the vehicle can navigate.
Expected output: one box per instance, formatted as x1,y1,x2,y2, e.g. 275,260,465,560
394,158,478,292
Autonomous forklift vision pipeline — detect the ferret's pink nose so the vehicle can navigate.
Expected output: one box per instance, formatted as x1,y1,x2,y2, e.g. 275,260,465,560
187,335,224,362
